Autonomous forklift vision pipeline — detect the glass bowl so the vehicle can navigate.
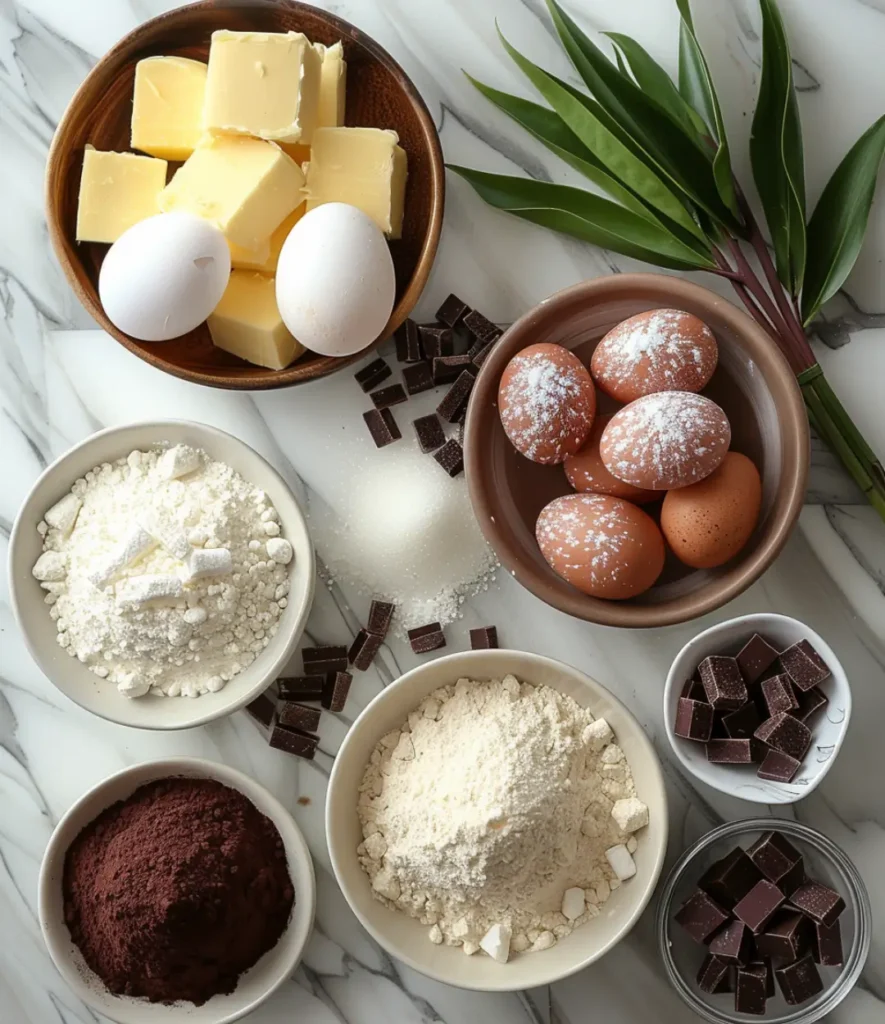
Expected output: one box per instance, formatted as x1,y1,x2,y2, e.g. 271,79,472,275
656,818,871,1023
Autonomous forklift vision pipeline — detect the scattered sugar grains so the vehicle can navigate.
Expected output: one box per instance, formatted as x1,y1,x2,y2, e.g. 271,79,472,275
313,441,497,631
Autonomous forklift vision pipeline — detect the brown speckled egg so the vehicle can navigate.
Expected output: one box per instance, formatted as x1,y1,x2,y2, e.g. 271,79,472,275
498,343,596,464
661,452,762,568
563,415,660,503
536,493,665,599
590,308,718,403
600,391,731,490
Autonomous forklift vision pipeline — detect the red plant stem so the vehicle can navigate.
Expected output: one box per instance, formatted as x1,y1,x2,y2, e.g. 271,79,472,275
711,246,778,337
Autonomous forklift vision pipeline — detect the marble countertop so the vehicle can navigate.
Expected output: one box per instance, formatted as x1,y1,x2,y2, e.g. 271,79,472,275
2,0,884,1021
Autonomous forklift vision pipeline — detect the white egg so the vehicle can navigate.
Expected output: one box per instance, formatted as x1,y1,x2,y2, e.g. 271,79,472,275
275,203,396,357
98,213,230,342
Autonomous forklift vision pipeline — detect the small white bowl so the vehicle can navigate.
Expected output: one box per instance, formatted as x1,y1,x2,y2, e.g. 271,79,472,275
8,420,315,730
664,613,851,804
326,649,668,992
39,757,316,1024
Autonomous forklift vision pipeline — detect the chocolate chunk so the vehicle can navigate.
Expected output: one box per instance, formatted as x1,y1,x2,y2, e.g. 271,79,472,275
277,676,324,702
790,880,845,926
733,879,785,933
471,339,497,369
754,712,812,760
354,357,392,393
436,293,472,328
706,738,763,763
370,383,408,410
302,646,348,676
761,674,799,716
367,599,395,638
436,370,475,423
432,438,464,477
735,963,768,1015
402,361,434,396
246,690,276,729
277,700,322,732
775,952,823,1005
432,354,476,385
747,831,805,892
681,675,706,700
709,919,754,964
699,656,748,710
791,686,828,722
697,953,732,994
268,717,319,760
755,910,811,962
322,671,352,712
463,308,501,345
757,749,801,783
674,698,714,742
457,419,465,446
674,889,730,943
469,625,499,650
722,701,761,740
348,629,384,671
812,919,843,967
363,407,401,448
699,848,762,909
419,324,454,359
736,633,780,683
407,622,446,654
395,318,422,362
413,413,446,453
779,639,830,691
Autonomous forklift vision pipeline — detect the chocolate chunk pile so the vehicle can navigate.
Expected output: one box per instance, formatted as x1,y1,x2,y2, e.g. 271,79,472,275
674,634,831,783
676,830,846,1014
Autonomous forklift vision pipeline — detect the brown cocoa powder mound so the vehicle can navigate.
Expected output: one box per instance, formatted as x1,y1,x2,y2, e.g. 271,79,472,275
62,777,294,1005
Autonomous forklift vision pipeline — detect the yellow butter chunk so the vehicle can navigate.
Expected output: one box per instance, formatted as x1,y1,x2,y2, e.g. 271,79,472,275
314,41,346,128
208,271,304,369
203,30,321,144
75,146,168,243
158,134,304,250
130,56,208,161
228,203,305,272
304,127,407,237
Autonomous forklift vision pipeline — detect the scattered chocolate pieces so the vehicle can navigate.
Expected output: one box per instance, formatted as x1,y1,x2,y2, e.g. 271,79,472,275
736,633,780,684
407,622,446,654
675,698,714,742
269,717,319,760
775,952,823,1005
348,628,384,671
246,691,276,729
471,339,497,369
463,308,502,345
367,599,395,639
433,438,464,477
322,671,352,713
812,919,844,967
277,700,322,732
363,407,401,448
302,645,349,676
436,370,475,423
757,748,801,783
754,712,812,760
706,738,761,763
779,639,831,691
402,361,434,396
354,358,392,393
790,880,846,927
419,324,454,359
761,674,798,716
413,413,446,453
699,656,748,709
469,625,499,650
370,383,408,410
432,354,475,385
395,318,422,362
675,889,730,943
277,676,324,702
699,848,761,909
436,293,471,328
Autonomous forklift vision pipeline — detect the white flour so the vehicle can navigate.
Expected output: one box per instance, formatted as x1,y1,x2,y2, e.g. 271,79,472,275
357,675,647,962
32,445,293,699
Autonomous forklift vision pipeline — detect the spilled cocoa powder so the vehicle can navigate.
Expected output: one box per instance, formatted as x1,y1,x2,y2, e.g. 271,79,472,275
62,777,294,1005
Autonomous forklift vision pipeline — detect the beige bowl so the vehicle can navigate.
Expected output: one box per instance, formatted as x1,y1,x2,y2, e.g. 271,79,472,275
38,757,316,1024
8,420,314,729
326,649,668,991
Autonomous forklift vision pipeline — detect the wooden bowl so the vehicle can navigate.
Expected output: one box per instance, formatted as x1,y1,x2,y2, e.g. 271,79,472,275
464,275,810,629
46,0,444,390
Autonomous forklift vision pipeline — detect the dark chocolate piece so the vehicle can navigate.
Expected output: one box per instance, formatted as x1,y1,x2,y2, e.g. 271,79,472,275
432,438,464,477
779,639,830,691
699,655,748,710
674,889,730,943
458,419,465,446
322,671,352,713
681,675,706,701
722,701,762,740
733,879,785,933
436,370,475,423
469,625,499,650
413,413,446,453
277,676,324,702
754,712,812,760
471,339,497,369
463,308,501,345
348,629,384,671
775,952,823,1005
436,293,471,328
432,354,476,385
697,953,732,994
277,700,322,732
699,848,762,909
395,318,422,362
407,622,446,654
402,361,434,396
757,749,801,783
812,919,843,967
674,698,714,742
370,383,408,410
354,358,392,393
246,690,276,729
363,407,401,448
709,919,754,964
761,674,799,716
747,831,805,893
302,645,348,663
791,686,828,722
790,880,845,926
419,324,454,359
735,963,768,1016
755,910,811,962
706,738,763,763
367,599,395,638
302,647,349,676
268,717,319,760
736,633,780,683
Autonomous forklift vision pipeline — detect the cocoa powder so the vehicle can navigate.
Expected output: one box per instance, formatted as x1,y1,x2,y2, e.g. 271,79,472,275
62,777,294,1005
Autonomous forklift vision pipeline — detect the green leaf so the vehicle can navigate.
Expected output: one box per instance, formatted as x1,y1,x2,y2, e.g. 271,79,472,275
750,0,806,293
801,115,885,324
447,165,716,271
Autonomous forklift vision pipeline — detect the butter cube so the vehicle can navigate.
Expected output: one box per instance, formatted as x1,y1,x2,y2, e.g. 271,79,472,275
76,146,168,243
203,30,321,144
314,41,346,128
208,271,304,369
130,56,208,161
158,134,303,250
228,203,305,272
304,127,407,237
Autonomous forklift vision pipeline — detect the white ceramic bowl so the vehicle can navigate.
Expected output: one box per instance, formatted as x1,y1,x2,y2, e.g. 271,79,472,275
8,420,315,729
664,613,851,804
326,649,668,991
39,757,316,1024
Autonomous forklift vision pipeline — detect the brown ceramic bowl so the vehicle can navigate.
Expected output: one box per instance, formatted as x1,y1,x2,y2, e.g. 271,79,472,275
45,0,443,390
464,275,809,628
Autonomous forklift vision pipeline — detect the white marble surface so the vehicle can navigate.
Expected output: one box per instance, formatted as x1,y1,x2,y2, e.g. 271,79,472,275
1,1,884,1022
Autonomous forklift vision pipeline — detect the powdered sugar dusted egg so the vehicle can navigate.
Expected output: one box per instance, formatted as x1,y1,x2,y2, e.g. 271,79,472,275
536,493,665,599
498,343,596,464
564,415,660,504
590,308,718,403
600,391,731,490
